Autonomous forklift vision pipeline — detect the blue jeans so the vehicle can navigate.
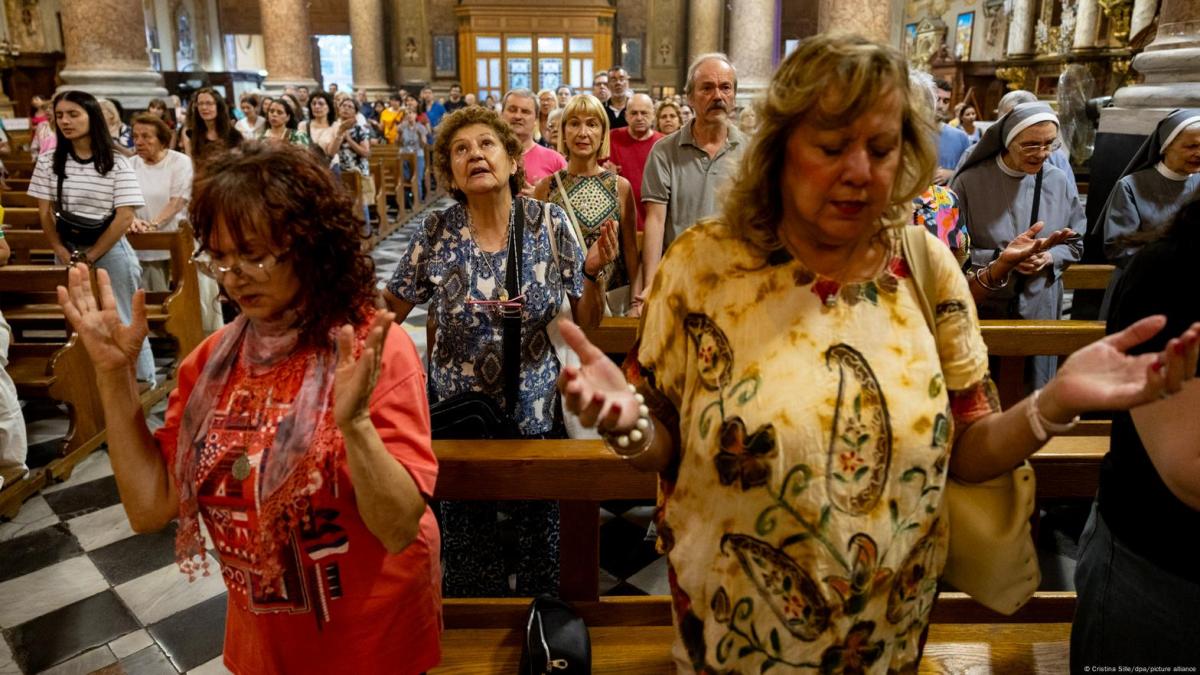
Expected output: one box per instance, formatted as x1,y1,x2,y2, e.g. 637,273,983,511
91,238,156,386
1071,503,1200,672
402,151,426,201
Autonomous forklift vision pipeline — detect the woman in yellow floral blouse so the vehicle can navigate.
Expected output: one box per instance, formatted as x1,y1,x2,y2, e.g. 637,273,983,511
558,34,1200,673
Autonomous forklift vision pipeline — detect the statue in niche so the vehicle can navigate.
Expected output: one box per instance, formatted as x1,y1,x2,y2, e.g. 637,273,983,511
657,38,672,66
405,37,419,63
176,8,195,68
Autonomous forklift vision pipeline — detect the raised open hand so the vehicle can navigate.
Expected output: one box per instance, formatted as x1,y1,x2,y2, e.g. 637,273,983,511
1044,316,1200,418
57,263,149,375
585,220,620,279
333,310,393,428
998,222,1073,270
557,319,642,434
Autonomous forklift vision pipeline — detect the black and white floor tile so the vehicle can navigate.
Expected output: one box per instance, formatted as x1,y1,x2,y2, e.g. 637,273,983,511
0,198,1091,673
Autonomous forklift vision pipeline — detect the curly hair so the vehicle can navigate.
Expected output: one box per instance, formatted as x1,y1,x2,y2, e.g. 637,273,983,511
189,142,376,348
432,106,525,203
719,33,937,251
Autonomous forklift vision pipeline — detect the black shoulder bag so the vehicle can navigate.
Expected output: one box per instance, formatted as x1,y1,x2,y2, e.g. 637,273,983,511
55,172,115,247
429,199,525,439
519,595,591,675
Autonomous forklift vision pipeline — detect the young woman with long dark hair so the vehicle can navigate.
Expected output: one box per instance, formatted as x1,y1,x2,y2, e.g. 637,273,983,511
182,87,243,162
27,90,156,385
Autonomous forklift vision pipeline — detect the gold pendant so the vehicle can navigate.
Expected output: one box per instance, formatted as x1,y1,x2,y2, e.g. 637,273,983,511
499,289,509,302
231,453,251,481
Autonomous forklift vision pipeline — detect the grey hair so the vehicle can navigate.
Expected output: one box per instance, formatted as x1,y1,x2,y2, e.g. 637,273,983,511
684,52,738,96
908,69,938,117
502,88,537,108
997,90,1038,116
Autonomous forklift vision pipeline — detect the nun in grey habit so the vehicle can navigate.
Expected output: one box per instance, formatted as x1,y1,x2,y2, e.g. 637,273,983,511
1099,109,1200,264
951,101,1085,389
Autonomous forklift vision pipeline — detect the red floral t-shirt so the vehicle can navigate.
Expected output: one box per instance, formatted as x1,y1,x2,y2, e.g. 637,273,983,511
155,325,441,675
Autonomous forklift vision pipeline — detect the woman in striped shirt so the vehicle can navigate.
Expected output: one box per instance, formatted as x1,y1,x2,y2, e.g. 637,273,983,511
28,90,156,386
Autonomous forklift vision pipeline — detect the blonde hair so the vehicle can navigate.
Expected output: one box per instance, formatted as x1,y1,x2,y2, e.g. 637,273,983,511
719,33,937,251
556,93,611,160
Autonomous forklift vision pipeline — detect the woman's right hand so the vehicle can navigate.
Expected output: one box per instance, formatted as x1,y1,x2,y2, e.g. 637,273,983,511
996,222,1073,275
557,319,643,433
57,263,149,375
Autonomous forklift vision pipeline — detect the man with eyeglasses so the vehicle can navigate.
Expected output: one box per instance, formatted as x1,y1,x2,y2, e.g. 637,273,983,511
934,77,971,185
605,66,630,130
592,73,610,105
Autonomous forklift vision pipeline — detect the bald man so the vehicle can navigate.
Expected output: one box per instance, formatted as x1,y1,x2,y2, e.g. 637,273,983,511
606,93,664,230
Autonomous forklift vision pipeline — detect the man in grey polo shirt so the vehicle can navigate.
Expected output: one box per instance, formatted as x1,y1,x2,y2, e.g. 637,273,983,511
635,53,744,312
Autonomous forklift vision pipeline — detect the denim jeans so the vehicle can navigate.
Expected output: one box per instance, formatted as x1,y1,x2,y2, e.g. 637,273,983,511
1071,503,1200,673
91,238,156,386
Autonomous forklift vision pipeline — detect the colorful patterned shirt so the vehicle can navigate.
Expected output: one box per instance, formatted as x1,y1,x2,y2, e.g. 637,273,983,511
635,221,992,673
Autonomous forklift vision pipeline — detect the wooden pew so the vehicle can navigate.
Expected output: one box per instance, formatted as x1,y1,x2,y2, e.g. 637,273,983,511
0,265,107,519
432,430,1091,671
435,615,1071,673
433,433,1106,606
1062,264,1115,291
2,206,41,229
0,226,204,361
2,191,38,208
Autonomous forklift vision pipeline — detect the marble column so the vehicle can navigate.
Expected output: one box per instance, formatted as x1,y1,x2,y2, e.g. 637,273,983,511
817,0,890,42
56,0,167,109
1005,0,1037,58
260,0,319,92
349,0,391,96
1112,0,1200,111
1129,0,1159,42
688,0,723,67
1072,0,1102,51
727,0,776,104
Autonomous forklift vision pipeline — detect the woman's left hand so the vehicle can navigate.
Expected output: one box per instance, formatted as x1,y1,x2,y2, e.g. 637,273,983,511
1041,316,1200,420
584,219,619,278
333,310,394,429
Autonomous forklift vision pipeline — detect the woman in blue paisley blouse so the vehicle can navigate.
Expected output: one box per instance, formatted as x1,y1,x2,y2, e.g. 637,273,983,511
384,106,617,596
556,34,1200,672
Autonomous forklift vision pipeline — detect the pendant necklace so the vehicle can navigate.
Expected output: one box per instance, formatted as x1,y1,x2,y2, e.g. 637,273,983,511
467,206,515,301
231,453,252,481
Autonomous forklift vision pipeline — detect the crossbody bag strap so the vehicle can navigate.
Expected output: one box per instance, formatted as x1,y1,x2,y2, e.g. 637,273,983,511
55,171,64,214
554,170,589,249
1029,167,1044,228
502,197,525,423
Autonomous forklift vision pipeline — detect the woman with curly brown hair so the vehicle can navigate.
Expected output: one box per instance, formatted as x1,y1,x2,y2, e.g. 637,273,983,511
385,105,615,596
556,34,1199,672
57,142,442,674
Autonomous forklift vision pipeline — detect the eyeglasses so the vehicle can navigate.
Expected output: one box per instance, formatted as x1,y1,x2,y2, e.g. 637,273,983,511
465,293,525,318
191,251,284,282
1016,139,1062,155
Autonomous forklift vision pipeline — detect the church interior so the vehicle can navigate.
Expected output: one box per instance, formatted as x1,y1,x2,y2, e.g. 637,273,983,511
0,0,1197,673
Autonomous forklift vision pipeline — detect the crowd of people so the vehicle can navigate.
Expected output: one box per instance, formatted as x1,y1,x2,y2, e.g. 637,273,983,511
0,30,1197,675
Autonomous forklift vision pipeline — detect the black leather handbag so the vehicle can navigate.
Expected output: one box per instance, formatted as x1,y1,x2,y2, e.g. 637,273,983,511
55,173,114,247
519,595,591,675
428,199,525,440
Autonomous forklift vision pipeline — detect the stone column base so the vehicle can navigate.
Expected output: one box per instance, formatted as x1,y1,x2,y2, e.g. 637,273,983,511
262,76,322,94
57,68,168,110
354,82,394,99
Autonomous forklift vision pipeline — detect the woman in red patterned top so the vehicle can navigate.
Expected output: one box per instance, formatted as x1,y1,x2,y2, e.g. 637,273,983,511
58,142,441,674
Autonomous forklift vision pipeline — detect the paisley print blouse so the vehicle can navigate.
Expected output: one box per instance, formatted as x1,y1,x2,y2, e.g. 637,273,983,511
634,221,992,673
387,198,584,436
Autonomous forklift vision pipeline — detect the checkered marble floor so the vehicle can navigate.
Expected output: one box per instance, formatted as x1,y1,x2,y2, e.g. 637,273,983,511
0,198,1090,673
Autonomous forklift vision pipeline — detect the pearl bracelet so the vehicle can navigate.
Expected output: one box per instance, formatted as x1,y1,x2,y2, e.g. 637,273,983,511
603,384,654,458
1026,387,1079,442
